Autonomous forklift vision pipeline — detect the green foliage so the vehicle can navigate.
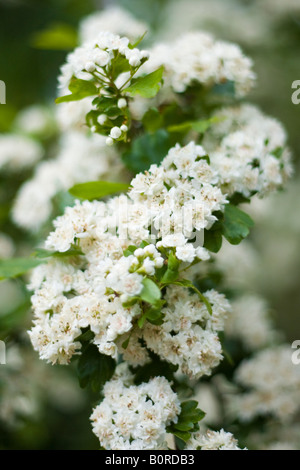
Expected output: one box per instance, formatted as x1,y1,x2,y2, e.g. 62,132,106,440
167,400,206,443
203,224,223,253
33,246,83,258
0,299,31,334
129,32,148,50
30,23,78,50
122,129,172,173
69,181,130,200
142,107,163,133
0,257,44,281
77,343,116,393
137,303,165,328
271,146,284,159
203,204,254,251
124,67,164,98
140,278,162,305
222,204,254,245
55,78,98,104
160,251,180,284
0,245,86,282
167,116,221,134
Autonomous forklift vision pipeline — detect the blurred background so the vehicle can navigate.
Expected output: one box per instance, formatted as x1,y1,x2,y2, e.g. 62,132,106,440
0,0,299,449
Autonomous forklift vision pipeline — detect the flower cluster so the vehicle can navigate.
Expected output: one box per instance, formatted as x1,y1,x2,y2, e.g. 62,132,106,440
13,105,56,139
144,31,255,96
58,32,149,93
141,286,230,378
129,141,227,248
90,364,181,450
12,131,122,231
28,142,228,365
79,6,147,44
229,345,300,422
58,31,150,142
203,104,293,197
0,134,43,172
186,429,244,450
225,294,280,351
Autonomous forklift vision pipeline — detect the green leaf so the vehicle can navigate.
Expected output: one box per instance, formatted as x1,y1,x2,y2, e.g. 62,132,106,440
213,80,235,96
142,107,163,133
174,422,195,432
33,246,83,259
122,129,172,173
161,251,180,284
75,328,95,344
129,31,147,49
222,204,254,245
167,400,206,443
271,147,284,159
112,55,131,78
168,116,221,134
56,78,98,104
169,430,191,442
0,257,44,281
137,314,147,329
203,228,223,253
140,278,161,305
124,66,164,98
30,23,78,50
123,245,138,257
77,344,116,393
0,299,31,332
69,181,130,200
121,335,131,350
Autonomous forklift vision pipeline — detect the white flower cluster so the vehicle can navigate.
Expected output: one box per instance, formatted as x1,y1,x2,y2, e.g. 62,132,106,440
231,346,300,422
0,134,43,172
186,429,244,450
203,104,293,197
58,32,149,94
141,286,230,379
28,142,228,365
55,97,94,131
160,0,267,47
79,6,148,44
225,294,280,351
144,31,255,96
90,364,181,450
129,141,227,248
13,105,56,139
12,131,122,231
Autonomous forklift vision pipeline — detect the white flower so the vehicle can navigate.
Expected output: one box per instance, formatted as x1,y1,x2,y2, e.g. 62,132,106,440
106,137,114,146
118,98,127,109
97,114,107,125
186,429,245,450
90,364,181,450
143,31,255,96
229,345,300,423
0,134,43,172
79,7,147,44
176,244,196,263
203,104,292,197
110,127,122,139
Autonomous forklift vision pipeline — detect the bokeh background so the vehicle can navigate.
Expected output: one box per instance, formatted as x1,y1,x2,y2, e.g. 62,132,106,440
0,0,299,449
